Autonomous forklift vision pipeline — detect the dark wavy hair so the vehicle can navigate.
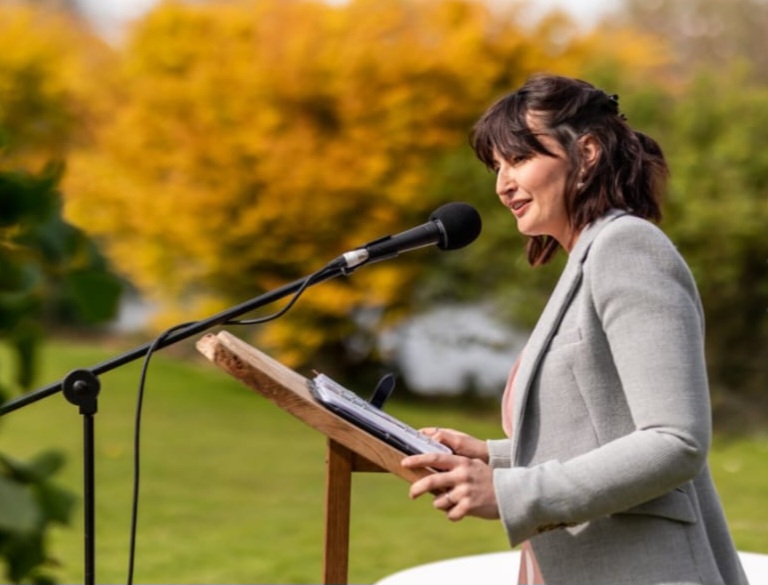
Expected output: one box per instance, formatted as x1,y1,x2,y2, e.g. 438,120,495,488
470,74,668,266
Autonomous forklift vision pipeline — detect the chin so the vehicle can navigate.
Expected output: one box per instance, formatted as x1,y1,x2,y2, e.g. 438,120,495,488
515,223,542,237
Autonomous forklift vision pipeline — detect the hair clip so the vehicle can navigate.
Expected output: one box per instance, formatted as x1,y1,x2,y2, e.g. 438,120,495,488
603,92,627,120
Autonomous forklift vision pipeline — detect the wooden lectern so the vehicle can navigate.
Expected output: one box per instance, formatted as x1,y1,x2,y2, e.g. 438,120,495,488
196,331,433,585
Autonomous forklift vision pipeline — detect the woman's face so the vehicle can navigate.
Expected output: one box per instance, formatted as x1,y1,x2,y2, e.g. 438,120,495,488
492,131,577,251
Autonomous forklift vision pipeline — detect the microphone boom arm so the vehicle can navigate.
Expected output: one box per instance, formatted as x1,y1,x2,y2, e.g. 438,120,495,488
0,263,344,416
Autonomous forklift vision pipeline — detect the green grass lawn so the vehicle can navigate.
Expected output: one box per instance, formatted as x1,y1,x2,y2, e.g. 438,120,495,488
1,336,766,584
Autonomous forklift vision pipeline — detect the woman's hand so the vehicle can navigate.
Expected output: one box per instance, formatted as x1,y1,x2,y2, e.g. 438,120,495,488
402,451,499,522
420,427,489,462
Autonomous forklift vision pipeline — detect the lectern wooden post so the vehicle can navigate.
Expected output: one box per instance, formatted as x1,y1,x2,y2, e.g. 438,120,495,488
196,331,433,585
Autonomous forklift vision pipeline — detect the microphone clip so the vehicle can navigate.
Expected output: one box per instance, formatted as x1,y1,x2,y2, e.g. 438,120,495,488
368,372,396,409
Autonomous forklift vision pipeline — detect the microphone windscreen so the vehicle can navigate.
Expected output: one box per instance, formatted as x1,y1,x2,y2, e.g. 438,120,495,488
430,202,482,250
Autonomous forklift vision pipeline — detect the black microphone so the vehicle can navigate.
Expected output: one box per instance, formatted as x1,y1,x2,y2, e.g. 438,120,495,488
331,202,482,270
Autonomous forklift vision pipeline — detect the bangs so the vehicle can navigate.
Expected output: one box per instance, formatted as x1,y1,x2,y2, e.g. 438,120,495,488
470,92,553,168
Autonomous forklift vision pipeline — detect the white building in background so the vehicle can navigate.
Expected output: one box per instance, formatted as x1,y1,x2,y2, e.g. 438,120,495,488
381,304,526,397
113,293,524,398
111,292,156,333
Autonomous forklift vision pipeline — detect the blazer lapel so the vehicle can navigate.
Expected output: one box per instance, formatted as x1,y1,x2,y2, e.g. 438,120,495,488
510,210,628,459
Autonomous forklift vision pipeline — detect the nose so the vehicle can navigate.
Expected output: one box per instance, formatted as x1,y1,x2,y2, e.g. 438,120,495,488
496,163,516,205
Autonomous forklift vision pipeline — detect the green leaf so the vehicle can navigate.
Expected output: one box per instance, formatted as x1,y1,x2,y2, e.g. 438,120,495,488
0,167,59,229
62,269,123,324
34,482,77,526
10,326,40,390
0,451,65,483
0,476,40,533
2,532,45,583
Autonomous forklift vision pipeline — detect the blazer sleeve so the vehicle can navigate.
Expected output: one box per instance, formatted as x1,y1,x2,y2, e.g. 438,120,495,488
492,218,712,546
488,439,513,468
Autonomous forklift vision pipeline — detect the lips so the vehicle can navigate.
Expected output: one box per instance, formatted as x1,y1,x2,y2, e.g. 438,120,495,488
511,199,531,215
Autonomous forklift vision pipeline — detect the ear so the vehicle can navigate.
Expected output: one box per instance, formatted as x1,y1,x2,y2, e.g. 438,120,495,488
578,134,600,170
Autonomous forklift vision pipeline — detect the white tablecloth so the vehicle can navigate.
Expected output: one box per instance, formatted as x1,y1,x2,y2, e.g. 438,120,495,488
375,550,768,585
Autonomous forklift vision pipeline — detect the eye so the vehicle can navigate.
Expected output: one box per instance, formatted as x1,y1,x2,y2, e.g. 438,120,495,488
510,154,529,166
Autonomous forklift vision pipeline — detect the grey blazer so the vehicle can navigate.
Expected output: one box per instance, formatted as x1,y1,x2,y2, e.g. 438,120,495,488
489,211,748,585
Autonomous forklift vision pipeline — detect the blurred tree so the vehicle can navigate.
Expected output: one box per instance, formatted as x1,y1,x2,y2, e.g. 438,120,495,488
621,0,768,84
659,73,768,425
0,3,110,168
63,0,667,379
0,163,123,584
0,0,121,374
0,4,123,582
612,0,768,423
1,0,85,18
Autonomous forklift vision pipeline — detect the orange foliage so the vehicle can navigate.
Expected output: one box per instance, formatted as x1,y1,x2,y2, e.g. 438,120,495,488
60,0,668,365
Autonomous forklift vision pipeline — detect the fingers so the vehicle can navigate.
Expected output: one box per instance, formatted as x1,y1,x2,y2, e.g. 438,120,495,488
403,454,500,522
402,451,456,472
407,468,454,500
433,490,455,509
419,426,442,437
419,426,455,444
404,453,460,499
404,452,476,503
437,489,458,509
429,489,471,522
418,427,488,461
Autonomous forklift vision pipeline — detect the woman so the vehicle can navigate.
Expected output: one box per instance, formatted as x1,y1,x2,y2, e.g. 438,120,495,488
402,74,749,585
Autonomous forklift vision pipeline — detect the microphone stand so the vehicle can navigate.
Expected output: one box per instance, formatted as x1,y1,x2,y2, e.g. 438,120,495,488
0,262,348,585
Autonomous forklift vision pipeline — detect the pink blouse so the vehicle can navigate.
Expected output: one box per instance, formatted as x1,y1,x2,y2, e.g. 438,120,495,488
501,354,544,585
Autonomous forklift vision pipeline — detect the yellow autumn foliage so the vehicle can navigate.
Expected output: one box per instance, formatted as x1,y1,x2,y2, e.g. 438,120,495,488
0,4,108,169
59,0,669,366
